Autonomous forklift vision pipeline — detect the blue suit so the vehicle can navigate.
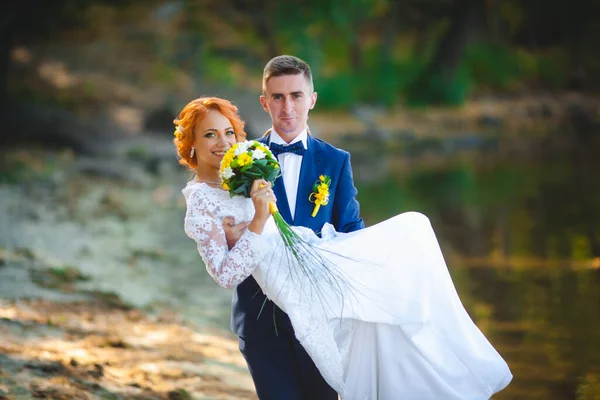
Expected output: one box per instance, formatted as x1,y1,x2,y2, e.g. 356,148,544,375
232,132,364,399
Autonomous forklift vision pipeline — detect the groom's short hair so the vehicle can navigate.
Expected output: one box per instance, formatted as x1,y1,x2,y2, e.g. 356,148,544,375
262,55,314,94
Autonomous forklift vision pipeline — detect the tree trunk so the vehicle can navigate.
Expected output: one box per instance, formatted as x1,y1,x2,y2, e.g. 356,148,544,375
407,0,484,104
0,35,11,108
349,33,362,72
255,13,279,58
381,1,399,61
426,0,483,83
0,2,18,108
231,0,279,58
486,0,502,42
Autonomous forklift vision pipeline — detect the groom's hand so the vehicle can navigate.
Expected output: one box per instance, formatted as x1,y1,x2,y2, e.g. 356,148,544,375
223,217,250,250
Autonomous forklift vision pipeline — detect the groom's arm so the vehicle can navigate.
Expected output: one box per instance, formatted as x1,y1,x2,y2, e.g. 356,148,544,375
332,152,364,233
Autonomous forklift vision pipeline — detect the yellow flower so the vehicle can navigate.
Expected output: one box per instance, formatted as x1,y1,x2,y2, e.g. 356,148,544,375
236,152,253,167
221,153,234,171
222,182,230,191
174,125,184,137
315,192,327,203
309,174,331,217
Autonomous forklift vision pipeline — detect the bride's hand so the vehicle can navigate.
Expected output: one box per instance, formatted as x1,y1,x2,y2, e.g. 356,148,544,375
223,217,250,250
248,179,277,234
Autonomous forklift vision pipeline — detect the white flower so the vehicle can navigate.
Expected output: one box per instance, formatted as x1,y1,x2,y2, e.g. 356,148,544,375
234,141,250,156
220,167,235,180
251,149,266,160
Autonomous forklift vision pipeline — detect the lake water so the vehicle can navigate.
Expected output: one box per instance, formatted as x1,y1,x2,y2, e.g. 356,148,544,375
353,129,600,399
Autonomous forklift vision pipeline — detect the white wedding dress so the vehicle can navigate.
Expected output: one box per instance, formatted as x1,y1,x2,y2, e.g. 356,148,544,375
183,181,512,400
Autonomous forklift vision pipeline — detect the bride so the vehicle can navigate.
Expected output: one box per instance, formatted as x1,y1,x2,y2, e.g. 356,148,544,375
176,97,512,399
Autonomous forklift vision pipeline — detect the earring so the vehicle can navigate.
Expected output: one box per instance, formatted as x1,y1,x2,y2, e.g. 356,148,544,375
190,147,195,158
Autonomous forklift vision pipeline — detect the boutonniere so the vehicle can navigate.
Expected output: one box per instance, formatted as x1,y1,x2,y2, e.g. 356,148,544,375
309,175,331,217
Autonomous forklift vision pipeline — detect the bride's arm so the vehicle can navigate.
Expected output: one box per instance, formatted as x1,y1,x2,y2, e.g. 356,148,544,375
184,189,270,288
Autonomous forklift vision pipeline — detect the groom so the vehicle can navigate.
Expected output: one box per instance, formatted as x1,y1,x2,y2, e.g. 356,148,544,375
225,55,364,399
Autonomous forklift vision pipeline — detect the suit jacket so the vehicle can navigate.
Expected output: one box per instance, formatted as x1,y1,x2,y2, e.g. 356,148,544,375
231,132,364,338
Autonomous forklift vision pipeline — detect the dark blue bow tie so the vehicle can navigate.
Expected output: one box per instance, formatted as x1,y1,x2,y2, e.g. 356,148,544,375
269,141,306,157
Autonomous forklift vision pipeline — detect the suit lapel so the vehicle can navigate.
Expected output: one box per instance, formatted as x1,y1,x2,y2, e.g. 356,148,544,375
295,135,322,226
259,132,293,224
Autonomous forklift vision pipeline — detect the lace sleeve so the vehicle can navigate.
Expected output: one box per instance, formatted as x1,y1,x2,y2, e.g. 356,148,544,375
184,189,269,288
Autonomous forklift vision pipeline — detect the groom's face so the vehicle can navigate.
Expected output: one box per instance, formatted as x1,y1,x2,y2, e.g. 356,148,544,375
260,73,317,142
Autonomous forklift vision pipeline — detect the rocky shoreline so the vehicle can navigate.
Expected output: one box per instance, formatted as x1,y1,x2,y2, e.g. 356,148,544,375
0,296,255,400
0,136,257,400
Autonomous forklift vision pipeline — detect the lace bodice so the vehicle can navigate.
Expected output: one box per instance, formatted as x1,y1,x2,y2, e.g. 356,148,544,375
182,181,272,288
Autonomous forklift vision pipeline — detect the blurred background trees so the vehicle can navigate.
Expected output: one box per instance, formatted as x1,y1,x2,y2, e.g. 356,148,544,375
3,0,599,111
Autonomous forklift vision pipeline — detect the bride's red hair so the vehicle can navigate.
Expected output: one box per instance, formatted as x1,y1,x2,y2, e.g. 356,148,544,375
173,97,247,170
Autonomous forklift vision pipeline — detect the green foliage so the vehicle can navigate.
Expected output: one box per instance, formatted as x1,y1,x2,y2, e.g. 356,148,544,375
31,266,90,290
405,65,473,107
537,51,570,89
150,63,179,86
125,145,151,163
0,157,29,183
200,53,235,87
357,45,401,106
463,42,570,91
0,151,62,184
464,42,523,89
405,40,572,106
356,178,407,224
316,45,425,109
49,266,89,283
317,73,358,110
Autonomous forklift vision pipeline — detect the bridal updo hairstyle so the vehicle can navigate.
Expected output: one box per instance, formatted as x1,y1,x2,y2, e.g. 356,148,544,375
173,97,247,170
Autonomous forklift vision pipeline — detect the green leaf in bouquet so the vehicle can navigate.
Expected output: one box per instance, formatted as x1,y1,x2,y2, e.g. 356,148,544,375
252,164,268,177
267,169,280,183
232,184,247,195
244,170,262,179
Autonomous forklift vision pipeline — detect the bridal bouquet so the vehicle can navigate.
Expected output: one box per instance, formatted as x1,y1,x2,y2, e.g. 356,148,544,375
220,141,353,319
219,140,280,198
219,140,297,243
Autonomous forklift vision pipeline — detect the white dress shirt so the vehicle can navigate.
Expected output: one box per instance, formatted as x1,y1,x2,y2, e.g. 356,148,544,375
269,128,308,219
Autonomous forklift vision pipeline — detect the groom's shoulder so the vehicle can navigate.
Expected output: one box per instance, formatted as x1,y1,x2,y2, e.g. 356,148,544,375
312,137,350,160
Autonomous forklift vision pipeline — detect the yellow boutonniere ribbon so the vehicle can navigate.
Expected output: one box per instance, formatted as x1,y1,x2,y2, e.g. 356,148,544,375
309,174,331,217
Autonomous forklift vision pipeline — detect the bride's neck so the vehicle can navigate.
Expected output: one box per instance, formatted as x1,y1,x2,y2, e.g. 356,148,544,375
196,168,221,182
194,168,221,185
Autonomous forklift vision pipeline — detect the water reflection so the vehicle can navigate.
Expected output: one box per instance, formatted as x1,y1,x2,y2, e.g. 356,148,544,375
355,132,600,399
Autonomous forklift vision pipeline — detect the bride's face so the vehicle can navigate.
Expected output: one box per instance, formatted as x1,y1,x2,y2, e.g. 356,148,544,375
193,109,237,173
